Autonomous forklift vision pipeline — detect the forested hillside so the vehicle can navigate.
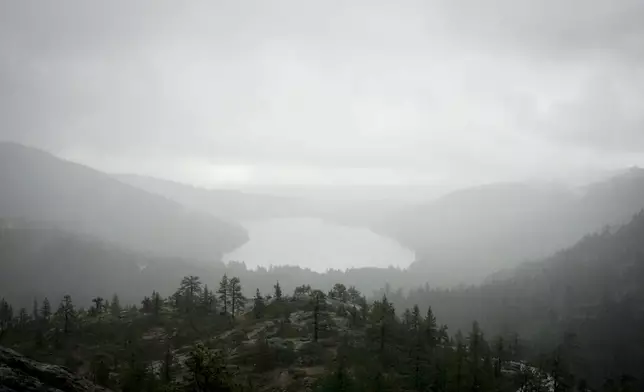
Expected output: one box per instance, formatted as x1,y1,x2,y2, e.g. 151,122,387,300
384,210,644,388
0,143,248,261
3,211,644,389
1,275,571,392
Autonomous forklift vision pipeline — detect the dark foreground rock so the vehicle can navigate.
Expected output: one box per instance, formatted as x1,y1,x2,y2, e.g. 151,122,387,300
0,346,109,392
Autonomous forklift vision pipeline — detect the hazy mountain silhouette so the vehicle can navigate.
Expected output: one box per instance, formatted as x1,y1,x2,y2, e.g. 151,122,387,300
114,173,405,228
381,170,644,284
114,173,312,222
117,168,644,286
0,143,248,261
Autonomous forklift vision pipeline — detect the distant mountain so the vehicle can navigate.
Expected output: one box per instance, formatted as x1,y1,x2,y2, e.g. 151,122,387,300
0,219,233,307
0,143,248,261
116,169,644,287
381,170,644,284
377,182,574,284
0,220,148,306
113,174,312,222
575,166,644,229
114,174,404,229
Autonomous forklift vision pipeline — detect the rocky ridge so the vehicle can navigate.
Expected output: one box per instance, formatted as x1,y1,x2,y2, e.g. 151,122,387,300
0,346,109,391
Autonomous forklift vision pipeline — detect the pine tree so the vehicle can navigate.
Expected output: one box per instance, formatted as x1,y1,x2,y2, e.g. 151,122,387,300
121,349,151,391
426,305,438,348
438,324,449,346
184,343,237,391
179,275,203,313
316,353,357,391
34,325,44,348
331,283,348,302
493,336,505,378
202,285,210,307
411,305,423,331
551,346,567,392
0,298,13,338
434,360,448,392
274,281,282,300
32,298,39,321
92,296,104,315
312,290,326,342
509,332,521,361
56,295,75,334
349,305,358,327
482,351,495,392
18,307,29,327
171,291,182,311
403,308,413,326
252,331,273,372
152,291,162,316
218,274,230,315
90,357,110,387
550,332,577,392
358,295,368,321
369,294,396,355
410,304,427,391
228,277,246,319
162,344,176,384
41,297,52,321
455,330,466,392
292,284,310,299
141,296,153,314
347,286,361,303
201,285,211,313
253,288,265,319
468,321,485,392
110,294,121,318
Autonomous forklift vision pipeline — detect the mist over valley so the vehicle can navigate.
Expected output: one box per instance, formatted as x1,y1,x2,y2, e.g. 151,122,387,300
3,1,644,389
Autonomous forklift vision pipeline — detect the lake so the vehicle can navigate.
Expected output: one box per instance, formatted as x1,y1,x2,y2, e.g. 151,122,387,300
224,217,415,272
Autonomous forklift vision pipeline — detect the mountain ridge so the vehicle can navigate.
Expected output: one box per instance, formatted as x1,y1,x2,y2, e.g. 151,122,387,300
381,169,644,283
0,142,248,262
114,173,406,230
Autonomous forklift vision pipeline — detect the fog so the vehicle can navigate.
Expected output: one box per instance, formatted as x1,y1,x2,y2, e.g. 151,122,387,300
4,3,644,389
2,0,644,292
3,1,644,187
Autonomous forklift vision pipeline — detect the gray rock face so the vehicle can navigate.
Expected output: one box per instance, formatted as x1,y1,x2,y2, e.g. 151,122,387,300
0,346,109,392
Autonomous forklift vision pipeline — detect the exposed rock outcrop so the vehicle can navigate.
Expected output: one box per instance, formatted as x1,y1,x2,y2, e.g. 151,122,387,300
0,346,109,392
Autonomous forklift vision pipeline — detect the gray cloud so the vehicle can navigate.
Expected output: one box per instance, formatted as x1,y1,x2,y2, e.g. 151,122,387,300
541,66,644,152
1,0,644,186
433,0,644,60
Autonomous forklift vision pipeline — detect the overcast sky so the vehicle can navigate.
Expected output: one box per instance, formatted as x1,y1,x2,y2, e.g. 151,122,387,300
2,0,644,188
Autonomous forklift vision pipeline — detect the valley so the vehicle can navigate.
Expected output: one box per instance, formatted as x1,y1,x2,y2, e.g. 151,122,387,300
2,143,644,391
3,1,644,389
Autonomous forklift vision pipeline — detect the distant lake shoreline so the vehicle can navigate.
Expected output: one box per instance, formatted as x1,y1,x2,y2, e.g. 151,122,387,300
224,217,415,272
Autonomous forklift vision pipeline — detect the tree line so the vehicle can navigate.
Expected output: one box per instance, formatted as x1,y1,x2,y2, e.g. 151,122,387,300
1,274,603,392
